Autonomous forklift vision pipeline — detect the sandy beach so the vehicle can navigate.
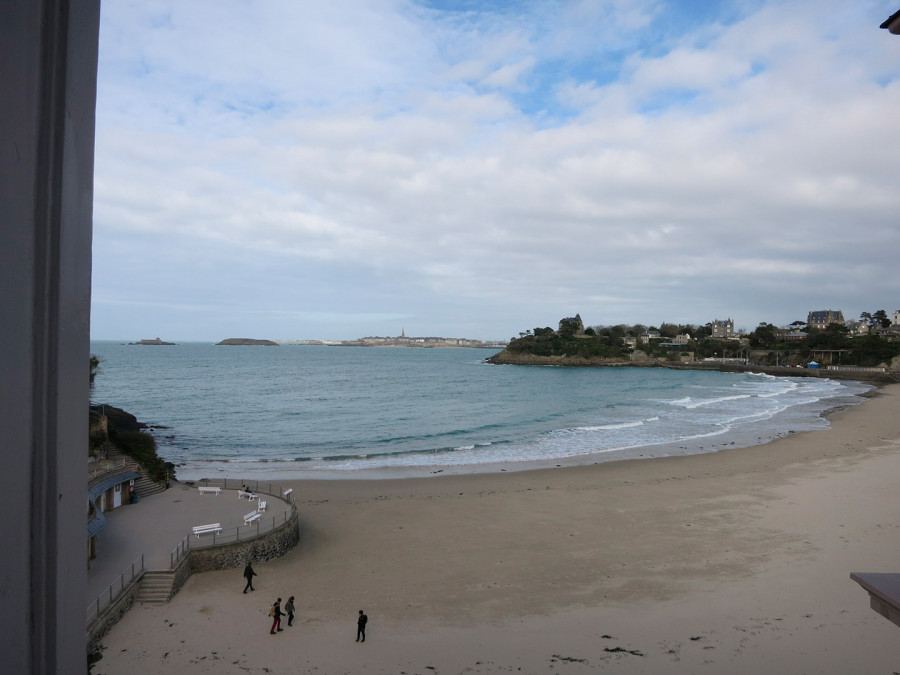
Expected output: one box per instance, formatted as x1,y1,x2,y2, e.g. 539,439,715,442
93,383,900,674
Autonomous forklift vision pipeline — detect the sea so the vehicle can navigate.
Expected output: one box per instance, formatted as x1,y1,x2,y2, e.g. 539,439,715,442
89,341,872,480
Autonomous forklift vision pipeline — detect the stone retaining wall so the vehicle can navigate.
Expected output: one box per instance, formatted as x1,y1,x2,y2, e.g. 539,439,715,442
171,553,193,598
190,505,300,573
87,578,141,658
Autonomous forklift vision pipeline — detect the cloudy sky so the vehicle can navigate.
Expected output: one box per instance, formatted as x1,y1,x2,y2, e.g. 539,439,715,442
90,0,900,342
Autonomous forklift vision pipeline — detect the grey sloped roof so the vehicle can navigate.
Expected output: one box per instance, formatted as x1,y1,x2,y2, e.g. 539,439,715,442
809,310,844,322
87,508,107,539
88,470,141,501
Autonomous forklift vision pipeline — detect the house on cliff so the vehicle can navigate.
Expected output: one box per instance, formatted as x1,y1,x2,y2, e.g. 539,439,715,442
808,309,845,330
710,318,735,338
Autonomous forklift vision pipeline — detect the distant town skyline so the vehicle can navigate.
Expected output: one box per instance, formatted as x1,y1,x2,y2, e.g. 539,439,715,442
90,1,900,342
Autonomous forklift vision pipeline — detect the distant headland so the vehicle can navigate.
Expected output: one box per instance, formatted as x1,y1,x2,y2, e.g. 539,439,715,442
484,314,900,382
277,334,508,349
216,338,279,346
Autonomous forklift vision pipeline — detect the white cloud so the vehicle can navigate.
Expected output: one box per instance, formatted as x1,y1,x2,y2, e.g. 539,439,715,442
91,0,900,341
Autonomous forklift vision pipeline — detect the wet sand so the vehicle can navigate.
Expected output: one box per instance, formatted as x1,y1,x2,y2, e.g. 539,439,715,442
93,383,900,674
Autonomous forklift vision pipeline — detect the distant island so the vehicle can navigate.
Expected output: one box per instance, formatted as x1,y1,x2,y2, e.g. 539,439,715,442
128,337,176,346
216,338,279,346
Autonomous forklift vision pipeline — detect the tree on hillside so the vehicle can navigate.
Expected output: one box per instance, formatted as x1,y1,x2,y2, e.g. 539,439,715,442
627,324,647,337
805,324,850,351
851,334,900,367
90,355,100,387
749,323,778,349
558,314,584,336
860,310,891,331
874,310,891,328
658,323,680,338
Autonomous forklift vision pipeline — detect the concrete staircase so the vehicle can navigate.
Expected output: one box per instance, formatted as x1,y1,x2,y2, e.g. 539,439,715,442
102,446,167,498
132,472,167,498
136,570,176,604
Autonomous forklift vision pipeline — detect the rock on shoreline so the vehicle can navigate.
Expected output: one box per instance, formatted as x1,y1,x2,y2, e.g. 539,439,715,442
485,352,633,366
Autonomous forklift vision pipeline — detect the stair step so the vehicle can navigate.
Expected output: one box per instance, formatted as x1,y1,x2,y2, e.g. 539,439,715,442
137,572,176,604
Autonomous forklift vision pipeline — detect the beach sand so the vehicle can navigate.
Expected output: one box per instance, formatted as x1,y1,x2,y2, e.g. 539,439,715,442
93,383,900,674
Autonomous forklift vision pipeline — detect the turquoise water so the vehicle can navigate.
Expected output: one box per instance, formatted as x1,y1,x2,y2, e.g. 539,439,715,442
89,341,871,479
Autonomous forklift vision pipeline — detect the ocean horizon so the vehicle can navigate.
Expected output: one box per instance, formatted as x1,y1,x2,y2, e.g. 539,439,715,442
89,341,872,480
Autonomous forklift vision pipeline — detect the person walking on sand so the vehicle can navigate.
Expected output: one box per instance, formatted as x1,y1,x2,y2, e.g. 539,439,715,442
356,609,368,642
243,562,257,593
285,596,295,627
270,598,284,634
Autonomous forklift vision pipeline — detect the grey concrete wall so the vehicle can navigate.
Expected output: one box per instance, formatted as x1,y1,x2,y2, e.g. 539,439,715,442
1,2,100,673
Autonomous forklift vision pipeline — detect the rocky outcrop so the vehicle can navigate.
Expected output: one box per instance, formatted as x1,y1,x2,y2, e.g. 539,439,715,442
94,404,147,432
216,338,278,346
91,404,174,482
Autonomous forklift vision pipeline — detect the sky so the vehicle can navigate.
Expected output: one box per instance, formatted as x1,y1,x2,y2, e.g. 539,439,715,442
90,0,900,342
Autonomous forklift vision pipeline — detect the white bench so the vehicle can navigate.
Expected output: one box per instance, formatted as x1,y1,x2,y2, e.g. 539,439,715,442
192,523,222,537
198,486,221,495
257,500,267,512
243,510,262,525
237,490,257,500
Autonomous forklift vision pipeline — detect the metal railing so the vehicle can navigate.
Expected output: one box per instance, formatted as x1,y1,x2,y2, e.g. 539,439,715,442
86,554,144,624
172,478,298,553
171,535,189,568
88,458,130,481
186,502,298,549
825,365,887,373
191,477,296,504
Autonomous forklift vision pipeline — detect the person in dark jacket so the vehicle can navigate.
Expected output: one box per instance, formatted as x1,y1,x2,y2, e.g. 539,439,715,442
285,596,295,626
356,609,368,642
243,562,257,593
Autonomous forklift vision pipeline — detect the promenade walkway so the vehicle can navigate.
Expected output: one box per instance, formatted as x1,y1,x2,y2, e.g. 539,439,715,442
87,481,291,602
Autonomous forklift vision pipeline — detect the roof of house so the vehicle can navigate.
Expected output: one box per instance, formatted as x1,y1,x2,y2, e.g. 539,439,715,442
881,9,900,33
